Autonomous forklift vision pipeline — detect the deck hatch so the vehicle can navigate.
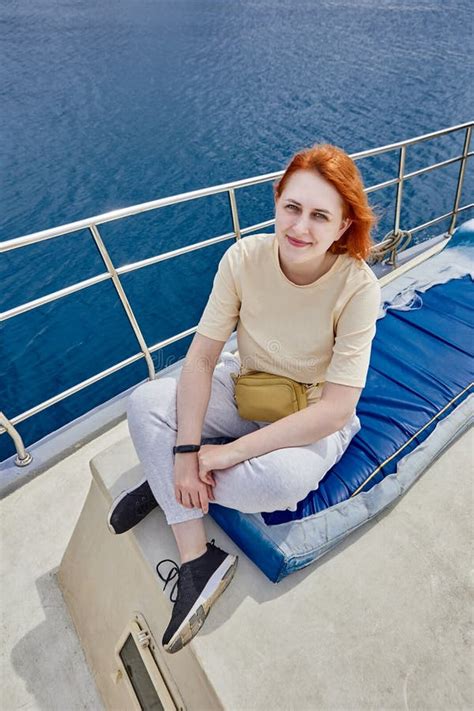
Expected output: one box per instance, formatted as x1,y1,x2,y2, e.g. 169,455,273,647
115,617,180,711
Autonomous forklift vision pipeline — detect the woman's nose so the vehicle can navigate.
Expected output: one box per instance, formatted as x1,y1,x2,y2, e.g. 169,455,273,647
293,213,311,236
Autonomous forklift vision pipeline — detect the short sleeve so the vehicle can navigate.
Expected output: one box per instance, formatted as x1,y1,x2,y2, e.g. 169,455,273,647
325,279,381,388
195,244,241,341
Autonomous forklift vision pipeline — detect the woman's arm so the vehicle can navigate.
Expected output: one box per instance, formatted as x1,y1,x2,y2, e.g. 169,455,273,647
176,333,226,446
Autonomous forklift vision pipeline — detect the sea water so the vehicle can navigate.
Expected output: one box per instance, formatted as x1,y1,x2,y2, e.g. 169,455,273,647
1,0,472,461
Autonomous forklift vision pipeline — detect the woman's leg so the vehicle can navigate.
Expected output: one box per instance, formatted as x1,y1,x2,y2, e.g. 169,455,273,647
127,352,360,555
209,411,361,514
126,354,263,560
171,520,208,563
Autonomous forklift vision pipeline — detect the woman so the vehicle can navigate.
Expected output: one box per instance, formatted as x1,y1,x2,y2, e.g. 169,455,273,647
107,144,381,654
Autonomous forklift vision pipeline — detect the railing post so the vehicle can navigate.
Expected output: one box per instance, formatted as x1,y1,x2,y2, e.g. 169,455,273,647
393,145,407,237
228,188,242,241
449,125,472,235
382,145,408,267
0,412,33,466
89,225,156,381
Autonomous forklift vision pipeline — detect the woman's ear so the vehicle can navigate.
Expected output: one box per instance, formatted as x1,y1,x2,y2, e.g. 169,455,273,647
338,218,352,237
273,181,281,206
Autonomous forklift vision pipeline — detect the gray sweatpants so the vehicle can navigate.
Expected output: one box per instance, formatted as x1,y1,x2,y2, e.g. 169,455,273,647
127,352,361,525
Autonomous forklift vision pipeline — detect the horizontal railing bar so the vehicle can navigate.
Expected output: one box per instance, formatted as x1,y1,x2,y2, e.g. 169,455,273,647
9,352,146,427
2,224,275,320
4,189,473,323
404,152,474,181
350,121,473,161
365,177,400,194
4,197,472,321
410,211,453,234
410,203,474,234
363,151,474,194
115,232,236,277
116,219,278,277
240,218,276,235
3,122,472,253
456,203,474,214
148,325,198,353
0,172,282,252
1,272,111,322
5,326,202,428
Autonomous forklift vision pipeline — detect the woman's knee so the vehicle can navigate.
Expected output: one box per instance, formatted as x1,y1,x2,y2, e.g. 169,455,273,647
267,473,317,510
215,464,316,514
127,377,177,421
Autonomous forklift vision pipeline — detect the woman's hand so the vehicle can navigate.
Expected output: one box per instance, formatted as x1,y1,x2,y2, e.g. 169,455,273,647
197,443,242,485
174,453,215,514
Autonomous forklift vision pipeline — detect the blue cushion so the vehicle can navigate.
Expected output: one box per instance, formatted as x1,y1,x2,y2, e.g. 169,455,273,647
206,224,474,582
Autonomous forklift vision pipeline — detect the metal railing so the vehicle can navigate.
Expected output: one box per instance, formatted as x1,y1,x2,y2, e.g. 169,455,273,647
1,121,472,466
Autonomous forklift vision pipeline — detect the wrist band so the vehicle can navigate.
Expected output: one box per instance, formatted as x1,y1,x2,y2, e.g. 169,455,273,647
173,444,201,455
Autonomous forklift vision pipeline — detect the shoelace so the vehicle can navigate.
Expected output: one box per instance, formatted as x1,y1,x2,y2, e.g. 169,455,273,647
156,559,180,602
156,538,217,603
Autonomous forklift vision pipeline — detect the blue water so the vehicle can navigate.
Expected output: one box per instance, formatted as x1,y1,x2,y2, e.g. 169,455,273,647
1,0,473,462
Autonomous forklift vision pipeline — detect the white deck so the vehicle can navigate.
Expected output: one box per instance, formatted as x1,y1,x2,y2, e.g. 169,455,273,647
1,415,472,710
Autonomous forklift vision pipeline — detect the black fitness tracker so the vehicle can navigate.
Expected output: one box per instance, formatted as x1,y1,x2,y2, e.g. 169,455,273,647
173,444,201,455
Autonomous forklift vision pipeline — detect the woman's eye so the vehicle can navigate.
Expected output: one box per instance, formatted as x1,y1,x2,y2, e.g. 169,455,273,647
285,205,327,220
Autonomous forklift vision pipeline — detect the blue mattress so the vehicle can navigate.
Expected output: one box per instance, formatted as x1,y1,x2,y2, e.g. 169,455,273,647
205,222,474,582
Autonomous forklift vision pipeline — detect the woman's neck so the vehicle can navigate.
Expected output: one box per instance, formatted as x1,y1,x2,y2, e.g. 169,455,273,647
278,249,338,286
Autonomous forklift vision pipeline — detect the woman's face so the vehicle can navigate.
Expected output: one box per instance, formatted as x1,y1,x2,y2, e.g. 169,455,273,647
274,169,351,267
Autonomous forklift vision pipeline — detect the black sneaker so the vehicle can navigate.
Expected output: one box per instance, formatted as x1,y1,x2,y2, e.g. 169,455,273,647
156,539,238,654
107,478,158,534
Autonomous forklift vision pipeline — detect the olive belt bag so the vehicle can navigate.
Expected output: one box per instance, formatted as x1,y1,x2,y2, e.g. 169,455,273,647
230,370,309,422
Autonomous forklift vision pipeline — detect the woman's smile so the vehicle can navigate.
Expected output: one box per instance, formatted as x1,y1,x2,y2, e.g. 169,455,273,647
287,235,311,247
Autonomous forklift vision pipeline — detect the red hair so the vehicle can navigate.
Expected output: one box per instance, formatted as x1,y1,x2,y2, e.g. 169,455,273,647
274,143,377,261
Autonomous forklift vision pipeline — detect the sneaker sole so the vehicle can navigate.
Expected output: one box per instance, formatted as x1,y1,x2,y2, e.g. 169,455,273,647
163,554,238,654
106,476,149,535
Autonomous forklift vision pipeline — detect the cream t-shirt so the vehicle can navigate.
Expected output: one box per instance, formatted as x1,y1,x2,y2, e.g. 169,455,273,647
196,233,381,406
